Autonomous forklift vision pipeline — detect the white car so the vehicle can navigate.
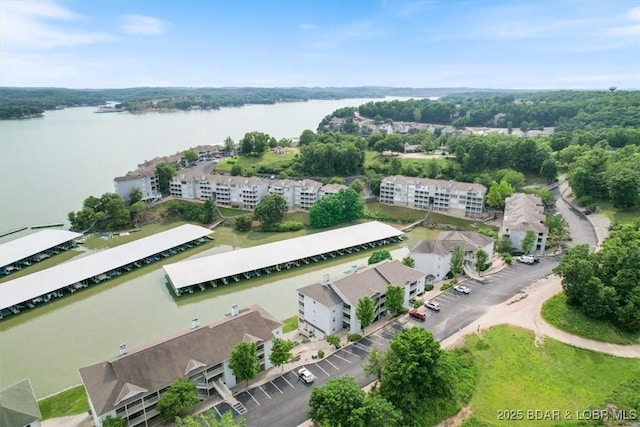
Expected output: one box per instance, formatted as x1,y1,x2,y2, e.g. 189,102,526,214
424,300,441,311
298,367,316,384
453,285,470,294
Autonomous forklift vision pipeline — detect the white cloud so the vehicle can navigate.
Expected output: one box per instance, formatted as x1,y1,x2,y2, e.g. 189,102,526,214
0,0,113,51
600,6,640,37
298,23,316,30
121,15,169,36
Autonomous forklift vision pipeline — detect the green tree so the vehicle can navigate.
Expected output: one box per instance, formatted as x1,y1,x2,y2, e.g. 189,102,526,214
129,187,142,204
521,229,537,254
350,179,364,194
401,255,415,268
497,235,513,254
486,180,515,209
309,189,363,228
156,162,178,196
230,164,243,176
389,157,402,175
364,347,387,385
156,378,199,420
356,296,375,333
253,194,287,229
329,176,345,184
607,165,640,208
450,245,463,276
385,285,405,316
540,158,559,184
203,199,215,223
476,248,489,271
228,341,260,387
224,137,235,156
308,376,365,427
176,410,245,427
269,338,295,372
326,335,341,349
379,327,451,418
545,214,570,250
495,168,525,191
102,416,127,427
234,215,252,232
348,394,402,427
368,249,392,265
183,149,198,163
299,129,317,146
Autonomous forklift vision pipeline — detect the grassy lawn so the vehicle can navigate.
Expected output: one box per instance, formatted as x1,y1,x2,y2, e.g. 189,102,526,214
84,222,191,249
217,206,249,217
282,316,298,333
541,292,640,345
463,325,640,426
364,201,427,223
0,250,81,283
425,212,489,231
594,200,640,225
214,150,298,173
283,211,310,224
38,385,89,420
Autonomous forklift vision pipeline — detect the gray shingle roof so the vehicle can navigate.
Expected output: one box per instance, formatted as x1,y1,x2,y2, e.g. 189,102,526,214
0,379,41,427
79,304,281,417
503,193,548,233
297,282,344,307
412,231,493,256
382,175,487,193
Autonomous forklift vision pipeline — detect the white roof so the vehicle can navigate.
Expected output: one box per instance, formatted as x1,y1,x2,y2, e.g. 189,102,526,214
0,230,83,268
0,224,213,310
163,221,403,290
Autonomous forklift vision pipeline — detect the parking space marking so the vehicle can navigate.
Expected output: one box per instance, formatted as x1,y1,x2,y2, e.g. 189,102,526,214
282,375,295,389
379,331,395,340
270,380,283,394
324,358,340,371
259,386,272,399
315,363,330,376
246,390,260,406
332,352,352,363
339,347,363,358
366,335,386,345
214,406,222,417
354,341,370,350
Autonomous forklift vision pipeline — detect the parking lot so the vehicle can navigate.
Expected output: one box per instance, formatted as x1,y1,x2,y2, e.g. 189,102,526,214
209,319,406,420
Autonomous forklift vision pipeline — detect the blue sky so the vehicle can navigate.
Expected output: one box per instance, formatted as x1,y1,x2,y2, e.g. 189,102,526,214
1,0,638,89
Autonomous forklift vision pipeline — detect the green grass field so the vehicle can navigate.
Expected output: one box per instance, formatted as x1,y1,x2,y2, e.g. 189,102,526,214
282,316,298,333
463,325,640,426
38,385,89,420
84,222,190,249
541,292,640,345
364,201,427,223
214,150,298,172
594,201,640,225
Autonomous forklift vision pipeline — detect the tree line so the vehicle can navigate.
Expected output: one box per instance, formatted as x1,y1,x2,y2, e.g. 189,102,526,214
355,90,640,131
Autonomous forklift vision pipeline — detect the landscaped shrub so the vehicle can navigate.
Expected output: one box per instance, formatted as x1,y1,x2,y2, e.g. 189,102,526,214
503,253,513,264
317,350,325,359
272,221,305,232
425,284,434,291
412,300,422,309
326,335,341,349
441,279,458,291
576,195,593,206
348,333,362,342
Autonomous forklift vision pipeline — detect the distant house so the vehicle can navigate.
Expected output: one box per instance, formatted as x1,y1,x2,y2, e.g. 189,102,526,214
297,260,426,337
379,175,487,218
318,183,348,198
0,379,42,427
412,231,494,281
80,304,282,427
501,193,548,254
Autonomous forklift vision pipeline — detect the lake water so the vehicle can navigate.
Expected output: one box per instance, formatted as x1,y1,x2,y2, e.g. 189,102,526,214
0,98,421,398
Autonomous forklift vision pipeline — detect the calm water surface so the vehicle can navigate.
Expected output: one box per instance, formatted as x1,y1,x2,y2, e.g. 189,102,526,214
0,98,423,398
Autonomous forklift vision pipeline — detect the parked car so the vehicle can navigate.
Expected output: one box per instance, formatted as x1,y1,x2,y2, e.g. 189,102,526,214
409,308,426,321
298,367,316,384
516,255,538,265
453,284,470,294
424,300,441,311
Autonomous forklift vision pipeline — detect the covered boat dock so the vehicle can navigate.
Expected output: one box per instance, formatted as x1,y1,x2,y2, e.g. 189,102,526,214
0,224,213,319
0,230,83,276
163,221,404,296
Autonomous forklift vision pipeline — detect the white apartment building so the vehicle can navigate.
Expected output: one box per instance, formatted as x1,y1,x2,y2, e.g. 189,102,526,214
379,175,487,218
114,168,161,203
501,193,548,254
268,179,326,210
412,231,495,281
297,260,426,337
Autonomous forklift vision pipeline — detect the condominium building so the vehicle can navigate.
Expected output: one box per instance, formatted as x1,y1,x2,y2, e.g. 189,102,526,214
379,175,486,218
297,260,426,338
268,179,324,210
80,305,282,427
501,193,548,254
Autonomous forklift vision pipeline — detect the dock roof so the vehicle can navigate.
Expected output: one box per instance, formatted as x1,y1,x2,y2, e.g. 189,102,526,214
163,221,403,290
0,230,82,268
0,224,213,311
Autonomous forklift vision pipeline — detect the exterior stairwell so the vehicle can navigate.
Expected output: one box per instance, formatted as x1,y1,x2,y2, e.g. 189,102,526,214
213,378,247,415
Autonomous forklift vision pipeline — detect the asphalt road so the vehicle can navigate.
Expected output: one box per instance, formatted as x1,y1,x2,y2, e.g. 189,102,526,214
213,190,596,427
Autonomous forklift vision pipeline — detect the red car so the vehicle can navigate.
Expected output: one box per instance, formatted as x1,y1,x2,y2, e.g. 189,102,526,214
409,308,426,321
